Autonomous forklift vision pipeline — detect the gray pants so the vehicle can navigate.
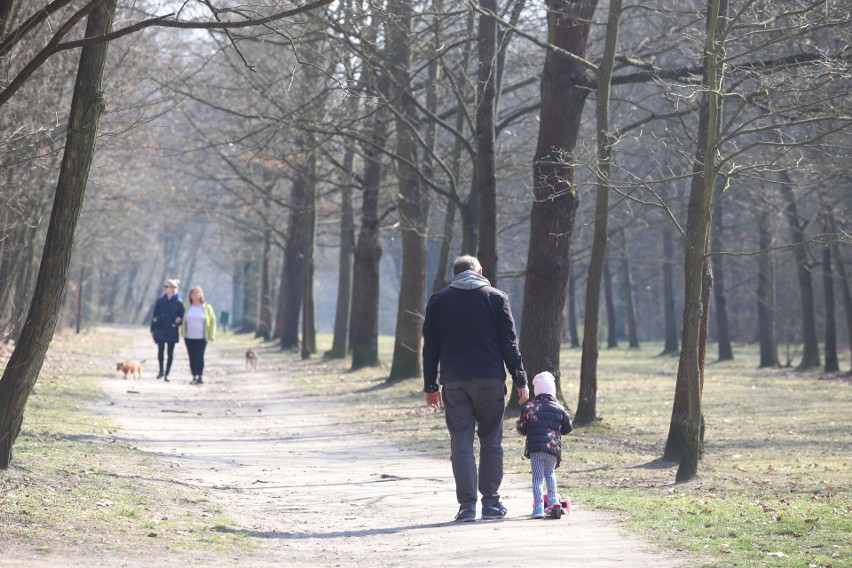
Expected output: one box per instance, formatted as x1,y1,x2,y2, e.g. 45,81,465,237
442,379,507,508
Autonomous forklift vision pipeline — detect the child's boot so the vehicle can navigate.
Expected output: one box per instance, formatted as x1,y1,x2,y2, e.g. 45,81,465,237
531,501,545,519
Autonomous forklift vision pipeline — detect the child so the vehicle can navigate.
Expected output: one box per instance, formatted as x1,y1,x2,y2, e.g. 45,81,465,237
516,371,574,519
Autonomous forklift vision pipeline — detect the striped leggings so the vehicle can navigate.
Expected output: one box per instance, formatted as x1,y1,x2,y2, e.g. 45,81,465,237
530,452,559,507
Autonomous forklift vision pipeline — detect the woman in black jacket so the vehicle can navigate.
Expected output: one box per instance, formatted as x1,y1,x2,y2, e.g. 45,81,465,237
150,279,184,382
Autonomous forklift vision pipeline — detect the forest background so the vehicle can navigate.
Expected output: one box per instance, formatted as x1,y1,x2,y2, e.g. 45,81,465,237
0,0,850,481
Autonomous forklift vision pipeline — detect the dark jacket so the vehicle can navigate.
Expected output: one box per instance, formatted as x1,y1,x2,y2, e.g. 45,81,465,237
516,394,573,466
150,294,185,343
422,271,527,392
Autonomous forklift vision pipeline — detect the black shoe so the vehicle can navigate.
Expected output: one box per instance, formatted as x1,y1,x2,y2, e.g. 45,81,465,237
481,502,507,519
454,507,476,523
196,377,204,384
164,376,170,382
156,372,164,380
190,377,197,385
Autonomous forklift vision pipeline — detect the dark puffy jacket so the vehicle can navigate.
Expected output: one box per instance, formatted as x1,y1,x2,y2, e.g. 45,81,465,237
516,394,573,466
422,275,527,391
150,294,185,343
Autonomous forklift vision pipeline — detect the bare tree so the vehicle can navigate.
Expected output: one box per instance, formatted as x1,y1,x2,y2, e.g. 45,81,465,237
520,0,598,393
576,0,622,424
0,0,117,468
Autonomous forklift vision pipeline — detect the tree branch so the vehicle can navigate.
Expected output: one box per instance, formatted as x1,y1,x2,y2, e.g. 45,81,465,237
0,0,334,106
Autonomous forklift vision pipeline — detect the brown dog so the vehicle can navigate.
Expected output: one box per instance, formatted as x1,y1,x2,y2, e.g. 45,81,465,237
116,359,145,380
245,348,257,372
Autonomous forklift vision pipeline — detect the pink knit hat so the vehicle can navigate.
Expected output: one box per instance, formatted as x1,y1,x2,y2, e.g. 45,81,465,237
532,371,556,397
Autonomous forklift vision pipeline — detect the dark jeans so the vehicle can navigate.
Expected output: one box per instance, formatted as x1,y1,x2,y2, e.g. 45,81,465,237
156,341,176,376
442,378,507,509
184,338,207,377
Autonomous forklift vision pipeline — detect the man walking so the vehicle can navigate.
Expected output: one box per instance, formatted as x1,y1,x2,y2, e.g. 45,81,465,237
422,255,529,522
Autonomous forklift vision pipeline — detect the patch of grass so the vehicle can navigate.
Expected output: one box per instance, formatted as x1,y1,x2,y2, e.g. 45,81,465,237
235,333,850,568
0,328,257,558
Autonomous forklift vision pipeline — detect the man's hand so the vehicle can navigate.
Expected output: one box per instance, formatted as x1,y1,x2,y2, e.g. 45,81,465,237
517,386,529,405
424,391,442,410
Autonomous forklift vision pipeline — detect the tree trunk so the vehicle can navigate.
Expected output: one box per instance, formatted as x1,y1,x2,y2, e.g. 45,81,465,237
328,148,355,359
75,259,86,334
301,146,318,359
431,200,456,294
475,0,498,284
257,228,273,340
621,231,640,349
349,75,388,370
832,244,852,374
756,207,779,367
279,176,306,350
0,0,15,40
566,271,580,348
674,0,727,483
519,0,597,398
575,0,621,423
459,195,477,255
779,180,820,369
661,225,680,355
0,0,116,469
240,260,257,333
711,197,734,360
388,0,427,381
232,259,245,331
604,259,618,348
820,195,838,372
430,16,470,295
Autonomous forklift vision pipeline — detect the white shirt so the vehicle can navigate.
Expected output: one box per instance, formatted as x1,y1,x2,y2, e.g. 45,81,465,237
185,305,206,339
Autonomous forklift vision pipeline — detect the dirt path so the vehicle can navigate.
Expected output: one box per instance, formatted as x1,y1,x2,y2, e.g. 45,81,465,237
21,328,692,567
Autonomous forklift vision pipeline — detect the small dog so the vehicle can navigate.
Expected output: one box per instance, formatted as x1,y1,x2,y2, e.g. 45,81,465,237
116,359,145,380
245,348,257,372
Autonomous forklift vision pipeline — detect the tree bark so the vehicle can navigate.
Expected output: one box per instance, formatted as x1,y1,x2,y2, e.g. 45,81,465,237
433,7,473,288
661,225,680,355
240,260,257,334
711,196,733,360
328,147,355,359
388,0,427,381
0,0,116,469
832,244,852,374
621,231,640,349
674,0,727,483
604,258,619,348
257,228,272,340
519,0,597,399
349,74,388,370
301,147,318,360
575,0,621,423
566,271,580,348
431,200,456,295
475,0,498,284
279,177,306,350
820,195,838,372
0,0,15,41
75,259,86,334
779,180,820,369
756,206,779,367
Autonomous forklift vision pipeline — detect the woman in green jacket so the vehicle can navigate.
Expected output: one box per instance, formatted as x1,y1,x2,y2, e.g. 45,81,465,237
180,286,216,385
